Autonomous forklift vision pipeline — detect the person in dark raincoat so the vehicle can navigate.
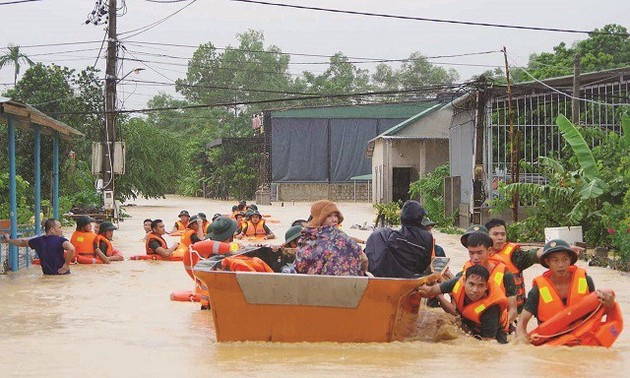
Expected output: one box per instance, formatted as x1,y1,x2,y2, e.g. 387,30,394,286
365,200,434,278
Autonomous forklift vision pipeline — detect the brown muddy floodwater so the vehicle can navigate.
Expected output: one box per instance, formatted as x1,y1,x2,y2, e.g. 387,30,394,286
1,195,629,377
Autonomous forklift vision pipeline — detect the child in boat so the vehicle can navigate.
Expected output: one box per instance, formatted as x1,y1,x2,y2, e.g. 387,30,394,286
236,210,276,240
295,200,367,276
94,221,124,262
515,239,616,344
276,225,304,273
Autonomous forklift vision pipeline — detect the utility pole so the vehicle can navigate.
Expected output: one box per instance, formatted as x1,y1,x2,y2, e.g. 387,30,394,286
572,54,581,124
103,0,117,218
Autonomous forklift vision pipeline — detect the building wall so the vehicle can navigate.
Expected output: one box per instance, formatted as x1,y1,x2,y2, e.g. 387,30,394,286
371,138,449,203
449,108,475,211
371,139,385,203
274,182,371,202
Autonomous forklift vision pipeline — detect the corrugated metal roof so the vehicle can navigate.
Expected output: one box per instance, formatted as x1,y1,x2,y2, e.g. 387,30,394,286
1,98,83,138
270,101,438,119
349,174,372,181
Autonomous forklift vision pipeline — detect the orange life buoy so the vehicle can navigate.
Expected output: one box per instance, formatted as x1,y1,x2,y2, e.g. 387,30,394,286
129,254,183,261
170,290,201,302
530,292,624,347
76,254,105,264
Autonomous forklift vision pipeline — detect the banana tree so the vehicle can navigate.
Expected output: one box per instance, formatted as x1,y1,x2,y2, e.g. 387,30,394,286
500,114,622,225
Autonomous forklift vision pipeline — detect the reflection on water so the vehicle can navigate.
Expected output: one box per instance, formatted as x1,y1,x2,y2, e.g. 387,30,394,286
1,197,629,377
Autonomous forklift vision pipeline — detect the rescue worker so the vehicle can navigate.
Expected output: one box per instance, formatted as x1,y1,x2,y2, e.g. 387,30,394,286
458,227,519,324
516,239,616,344
94,221,124,262
237,210,275,240
198,213,210,237
419,264,509,343
234,212,245,235
422,216,453,308
70,216,108,264
180,215,204,248
170,210,190,234
146,219,179,258
485,218,543,312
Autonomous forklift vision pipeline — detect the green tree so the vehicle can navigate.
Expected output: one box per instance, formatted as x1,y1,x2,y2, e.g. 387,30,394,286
0,44,34,85
115,117,185,200
303,52,372,105
513,24,630,81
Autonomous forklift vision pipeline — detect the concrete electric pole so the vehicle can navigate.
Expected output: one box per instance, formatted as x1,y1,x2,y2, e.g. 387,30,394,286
103,0,117,217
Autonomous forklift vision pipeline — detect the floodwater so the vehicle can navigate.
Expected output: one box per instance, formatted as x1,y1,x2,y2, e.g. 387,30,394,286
1,195,629,377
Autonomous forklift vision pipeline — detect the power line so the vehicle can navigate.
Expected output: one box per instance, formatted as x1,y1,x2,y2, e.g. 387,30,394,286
53,85,460,114
120,45,501,65
118,0,197,38
228,0,630,37
0,0,45,5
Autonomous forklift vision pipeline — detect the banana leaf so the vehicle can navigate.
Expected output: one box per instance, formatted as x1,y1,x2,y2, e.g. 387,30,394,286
579,177,607,200
556,115,600,180
537,156,565,175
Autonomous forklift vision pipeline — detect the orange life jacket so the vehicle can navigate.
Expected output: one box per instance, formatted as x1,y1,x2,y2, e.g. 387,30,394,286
452,276,509,334
463,261,508,295
94,234,113,256
180,228,198,247
71,231,97,255
201,220,209,237
145,232,167,255
489,242,526,307
221,255,274,272
245,219,267,237
175,220,188,230
533,266,590,323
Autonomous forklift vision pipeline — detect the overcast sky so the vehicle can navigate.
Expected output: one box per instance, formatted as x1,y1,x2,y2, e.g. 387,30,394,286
1,0,628,111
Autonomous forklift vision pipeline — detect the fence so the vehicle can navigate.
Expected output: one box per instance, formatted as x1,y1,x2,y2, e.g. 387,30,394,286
485,70,630,200
0,227,36,274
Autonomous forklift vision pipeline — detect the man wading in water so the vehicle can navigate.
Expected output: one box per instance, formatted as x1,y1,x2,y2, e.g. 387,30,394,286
3,218,76,275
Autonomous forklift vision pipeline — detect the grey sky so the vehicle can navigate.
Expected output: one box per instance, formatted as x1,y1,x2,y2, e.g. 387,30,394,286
1,0,628,111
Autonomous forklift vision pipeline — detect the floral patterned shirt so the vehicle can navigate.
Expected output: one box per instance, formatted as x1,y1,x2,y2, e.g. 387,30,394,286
295,225,363,276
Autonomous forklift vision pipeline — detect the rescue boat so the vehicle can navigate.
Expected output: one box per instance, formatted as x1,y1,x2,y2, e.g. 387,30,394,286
194,255,449,343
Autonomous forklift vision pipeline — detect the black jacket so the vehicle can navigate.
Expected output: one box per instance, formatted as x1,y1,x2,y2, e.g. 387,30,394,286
365,201,434,278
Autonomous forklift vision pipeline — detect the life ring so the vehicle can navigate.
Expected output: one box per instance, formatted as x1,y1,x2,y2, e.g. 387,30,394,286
530,292,624,347
129,254,183,261
184,241,236,280
170,290,201,302
76,255,105,264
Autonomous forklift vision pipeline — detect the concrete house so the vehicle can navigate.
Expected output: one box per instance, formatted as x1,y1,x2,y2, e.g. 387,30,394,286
366,103,451,203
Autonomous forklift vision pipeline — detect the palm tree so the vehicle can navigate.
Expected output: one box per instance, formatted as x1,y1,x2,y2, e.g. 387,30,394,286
0,44,34,85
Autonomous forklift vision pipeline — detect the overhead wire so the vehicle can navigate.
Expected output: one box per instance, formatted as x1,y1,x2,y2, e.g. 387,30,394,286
53,84,463,115
0,0,46,5
228,0,630,37
506,55,627,107
118,0,197,39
